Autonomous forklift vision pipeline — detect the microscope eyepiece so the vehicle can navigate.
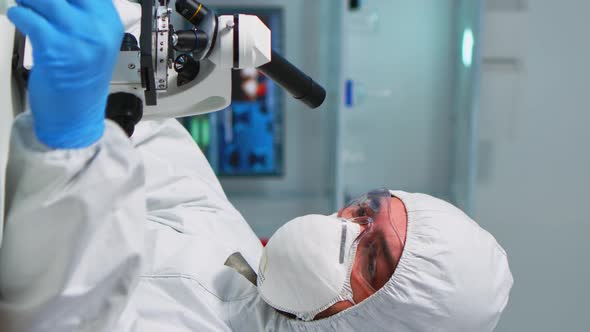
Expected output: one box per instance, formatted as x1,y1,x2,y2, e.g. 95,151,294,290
174,54,200,87
175,0,217,60
176,0,211,26
258,51,327,109
172,29,209,53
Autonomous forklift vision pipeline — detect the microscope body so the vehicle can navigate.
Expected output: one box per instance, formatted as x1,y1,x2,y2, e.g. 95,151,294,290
19,1,272,122
117,19,270,120
0,0,326,243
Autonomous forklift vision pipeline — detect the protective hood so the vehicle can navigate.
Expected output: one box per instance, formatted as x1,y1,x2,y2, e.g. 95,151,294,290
243,191,513,331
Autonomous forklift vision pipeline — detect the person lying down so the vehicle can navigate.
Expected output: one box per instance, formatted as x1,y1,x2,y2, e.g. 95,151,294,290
257,188,513,330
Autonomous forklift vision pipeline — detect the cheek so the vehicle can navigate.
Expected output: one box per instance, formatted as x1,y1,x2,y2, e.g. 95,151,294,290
350,254,376,304
374,255,394,290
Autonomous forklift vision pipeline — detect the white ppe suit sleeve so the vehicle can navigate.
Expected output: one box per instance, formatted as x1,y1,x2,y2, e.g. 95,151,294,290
0,114,145,332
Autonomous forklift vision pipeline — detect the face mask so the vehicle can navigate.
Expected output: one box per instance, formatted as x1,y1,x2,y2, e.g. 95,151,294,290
257,214,361,321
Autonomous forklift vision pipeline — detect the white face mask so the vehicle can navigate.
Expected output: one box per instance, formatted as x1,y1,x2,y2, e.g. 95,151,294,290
257,214,361,321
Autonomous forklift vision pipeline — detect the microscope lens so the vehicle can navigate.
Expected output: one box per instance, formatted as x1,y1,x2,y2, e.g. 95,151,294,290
175,0,210,26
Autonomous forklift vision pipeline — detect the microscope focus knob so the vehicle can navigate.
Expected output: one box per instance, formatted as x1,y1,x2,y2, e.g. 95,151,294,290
174,54,200,87
173,29,209,53
120,33,140,51
106,92,143,137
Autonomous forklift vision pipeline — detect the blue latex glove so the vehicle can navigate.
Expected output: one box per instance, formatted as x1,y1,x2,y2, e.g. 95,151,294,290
8,0,124,148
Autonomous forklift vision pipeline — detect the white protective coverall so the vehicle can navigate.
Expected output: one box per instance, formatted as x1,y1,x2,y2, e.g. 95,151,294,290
0,114,264,331
0,114,512,332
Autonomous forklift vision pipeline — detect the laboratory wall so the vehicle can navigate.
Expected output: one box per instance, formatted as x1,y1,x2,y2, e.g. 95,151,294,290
336,0,457,205
449,0,482,214
475,0,590,330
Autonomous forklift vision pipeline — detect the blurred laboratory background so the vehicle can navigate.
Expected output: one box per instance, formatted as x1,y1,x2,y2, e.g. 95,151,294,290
180,0,589,331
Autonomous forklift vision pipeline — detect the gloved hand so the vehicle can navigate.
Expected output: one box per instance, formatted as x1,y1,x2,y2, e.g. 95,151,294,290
8,0,124,148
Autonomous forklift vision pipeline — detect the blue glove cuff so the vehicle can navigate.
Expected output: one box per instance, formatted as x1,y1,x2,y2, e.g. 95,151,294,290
33,102,107,149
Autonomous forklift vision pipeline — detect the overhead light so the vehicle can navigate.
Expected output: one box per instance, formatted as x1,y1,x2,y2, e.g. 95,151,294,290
462,28,474,67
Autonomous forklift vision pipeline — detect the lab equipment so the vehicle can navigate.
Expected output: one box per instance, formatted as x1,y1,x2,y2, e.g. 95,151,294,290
0,0,325,245
9,0,326,135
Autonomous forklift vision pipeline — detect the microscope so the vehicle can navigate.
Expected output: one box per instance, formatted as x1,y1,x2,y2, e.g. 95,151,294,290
0,0,326,245
11,0,326,136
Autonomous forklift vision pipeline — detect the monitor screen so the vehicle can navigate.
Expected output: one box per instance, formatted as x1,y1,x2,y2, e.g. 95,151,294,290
180,7,284,177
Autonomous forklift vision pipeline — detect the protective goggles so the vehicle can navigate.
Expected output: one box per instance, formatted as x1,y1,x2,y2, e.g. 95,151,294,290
339,188,405,293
